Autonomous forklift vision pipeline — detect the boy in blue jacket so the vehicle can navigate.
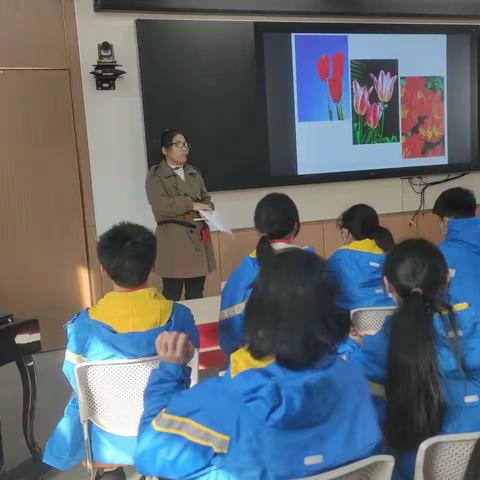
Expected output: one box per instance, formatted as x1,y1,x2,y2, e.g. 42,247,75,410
433,187,480,308
136,249,382,479
43,222,199,479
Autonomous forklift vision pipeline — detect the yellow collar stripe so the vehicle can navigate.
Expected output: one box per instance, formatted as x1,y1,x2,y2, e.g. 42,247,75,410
338,239,384,255
439,303,469,315
230,347,275,378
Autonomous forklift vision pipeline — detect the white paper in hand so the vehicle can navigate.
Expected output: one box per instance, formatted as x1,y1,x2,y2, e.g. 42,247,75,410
200,210,234,237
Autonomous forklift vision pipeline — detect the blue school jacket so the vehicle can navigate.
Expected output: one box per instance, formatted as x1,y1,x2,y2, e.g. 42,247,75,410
439,217,480,309
328,239,395,312
43,304,199,470
219,245,312,357
135,347,383,479
341,304,480,480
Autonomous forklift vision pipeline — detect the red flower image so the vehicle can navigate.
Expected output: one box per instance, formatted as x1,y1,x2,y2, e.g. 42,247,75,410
317,55,329,81
402,134,424,159
365,102,383,129
401,76,445,159
352,80,373,116
316,50,345,120
332,52,344,78
328,74,343,104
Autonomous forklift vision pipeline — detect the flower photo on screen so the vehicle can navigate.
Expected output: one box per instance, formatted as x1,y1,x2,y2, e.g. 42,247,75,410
401,76,445,159
350,59,399,145
294,34,350,122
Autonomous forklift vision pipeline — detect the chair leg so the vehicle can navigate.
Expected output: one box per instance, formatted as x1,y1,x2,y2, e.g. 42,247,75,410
15,355,41,462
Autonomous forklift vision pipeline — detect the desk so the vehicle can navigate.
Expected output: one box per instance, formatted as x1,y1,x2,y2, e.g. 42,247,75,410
0,319,42,471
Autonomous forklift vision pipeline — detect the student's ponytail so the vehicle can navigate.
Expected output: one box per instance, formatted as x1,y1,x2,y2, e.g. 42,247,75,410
253,193,300,269
384,289,443,450
371,226,394,252
383,239,465,450
339,204,394,252
256,235,275,269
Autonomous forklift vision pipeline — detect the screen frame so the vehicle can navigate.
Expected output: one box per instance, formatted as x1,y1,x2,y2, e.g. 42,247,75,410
249,22,480,191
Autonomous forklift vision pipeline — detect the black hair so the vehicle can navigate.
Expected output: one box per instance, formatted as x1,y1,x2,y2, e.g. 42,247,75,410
244,249,349,370
160,129,189,153
383,239,464,450
432,187,476,220
97,222,156,289
339,204,394,252
464,439,480,480
253,193,300,269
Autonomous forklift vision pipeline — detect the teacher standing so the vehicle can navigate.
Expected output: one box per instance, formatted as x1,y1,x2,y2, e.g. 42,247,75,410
146,129,216,300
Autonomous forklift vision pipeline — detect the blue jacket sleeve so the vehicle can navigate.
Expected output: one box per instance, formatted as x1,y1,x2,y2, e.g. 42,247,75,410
348,326,390,384
219,260,254,356
171,304,200,349
62,314,91,394
135,363,217,479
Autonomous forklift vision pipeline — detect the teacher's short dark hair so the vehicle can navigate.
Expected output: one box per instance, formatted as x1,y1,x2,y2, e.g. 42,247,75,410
244,249,349,370
97,222,156,288
160,128,189,149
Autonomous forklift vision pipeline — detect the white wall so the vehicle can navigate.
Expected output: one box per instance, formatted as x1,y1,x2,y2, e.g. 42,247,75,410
74,2,480,234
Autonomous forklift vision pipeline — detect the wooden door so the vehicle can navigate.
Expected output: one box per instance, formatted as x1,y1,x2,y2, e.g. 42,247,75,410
0,70,90,350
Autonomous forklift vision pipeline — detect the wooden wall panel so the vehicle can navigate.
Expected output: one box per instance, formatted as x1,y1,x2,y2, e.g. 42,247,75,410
323,220,340,258
0,0,68,68
219,229,259,282
380,212,417,243
296,221,325,257
417,211,444,245
0,70,89,350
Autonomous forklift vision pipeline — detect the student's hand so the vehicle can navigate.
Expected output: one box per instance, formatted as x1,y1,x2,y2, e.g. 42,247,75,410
349,328,364,346
192,203,213,212
155,331,195,365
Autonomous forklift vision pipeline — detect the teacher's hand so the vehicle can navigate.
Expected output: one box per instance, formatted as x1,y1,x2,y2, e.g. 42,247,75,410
192,203,213,212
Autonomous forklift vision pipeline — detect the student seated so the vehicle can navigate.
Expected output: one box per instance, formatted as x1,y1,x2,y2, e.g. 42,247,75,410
43,222,199,479
135,249,382,479
342,239,480,480
328,204,395,312
433,187,480,308
219,192,304,356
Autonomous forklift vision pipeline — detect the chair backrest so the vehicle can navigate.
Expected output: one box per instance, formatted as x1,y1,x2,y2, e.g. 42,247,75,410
301,455,395,480
414,432,480,480
350,307,396,335
75,356,162,436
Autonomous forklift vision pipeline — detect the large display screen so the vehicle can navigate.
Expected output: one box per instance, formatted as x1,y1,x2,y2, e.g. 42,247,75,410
137,21,479,191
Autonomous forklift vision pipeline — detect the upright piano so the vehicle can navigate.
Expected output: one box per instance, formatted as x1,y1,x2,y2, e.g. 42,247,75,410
0,314,42,471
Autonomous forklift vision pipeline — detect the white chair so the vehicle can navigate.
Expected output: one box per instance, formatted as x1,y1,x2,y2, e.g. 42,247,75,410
350,307,396,335
300,455,395,479
75,354,198,480
414,432,480,480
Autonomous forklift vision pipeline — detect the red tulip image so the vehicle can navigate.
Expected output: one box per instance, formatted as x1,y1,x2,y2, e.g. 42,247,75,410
401,76,445,159
365,102,383,129
352,80,373,116
370,70,397,103
317,55,329,81
332,52,344,78
402,134,424,159
328,74,343,104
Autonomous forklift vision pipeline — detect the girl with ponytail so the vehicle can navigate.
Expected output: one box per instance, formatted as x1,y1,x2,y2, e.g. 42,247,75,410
344,239,480,479
329,204,395,311
219,193,303,356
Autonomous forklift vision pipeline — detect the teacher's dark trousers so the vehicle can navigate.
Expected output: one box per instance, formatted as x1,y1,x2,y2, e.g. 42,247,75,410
162,276,206,301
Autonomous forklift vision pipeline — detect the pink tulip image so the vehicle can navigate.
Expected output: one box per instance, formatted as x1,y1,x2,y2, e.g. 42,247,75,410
352,80,373,116
370,70,397,103
366,102,383,129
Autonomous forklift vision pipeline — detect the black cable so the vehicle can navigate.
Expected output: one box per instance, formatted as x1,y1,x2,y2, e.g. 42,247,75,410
408,173,469,226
